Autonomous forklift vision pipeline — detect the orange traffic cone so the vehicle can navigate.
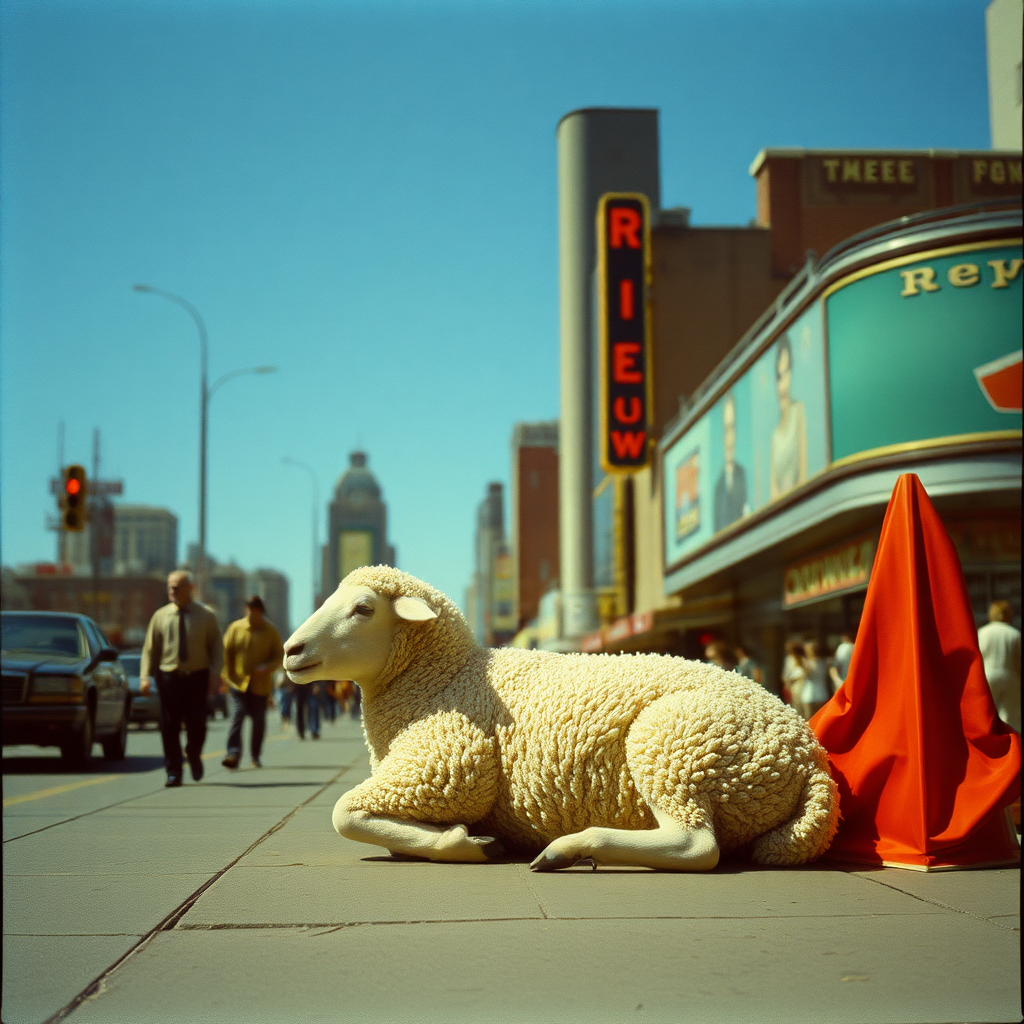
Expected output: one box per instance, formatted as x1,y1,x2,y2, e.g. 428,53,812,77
811,473,1020,869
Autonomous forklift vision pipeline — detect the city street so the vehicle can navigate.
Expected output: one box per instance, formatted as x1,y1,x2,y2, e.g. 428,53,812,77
2,711,1019,1024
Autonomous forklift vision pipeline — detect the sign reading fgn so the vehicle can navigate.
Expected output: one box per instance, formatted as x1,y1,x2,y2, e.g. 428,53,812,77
598,193,652,473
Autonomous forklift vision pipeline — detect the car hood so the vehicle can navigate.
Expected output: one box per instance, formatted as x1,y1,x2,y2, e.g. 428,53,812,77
1,654,90,675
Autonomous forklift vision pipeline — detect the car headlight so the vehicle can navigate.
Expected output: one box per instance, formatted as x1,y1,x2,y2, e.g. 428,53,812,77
33,676,84,695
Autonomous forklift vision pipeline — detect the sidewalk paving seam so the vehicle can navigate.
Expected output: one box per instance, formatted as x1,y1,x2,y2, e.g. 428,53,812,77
38,760,354,1024
841,867,1021,930
170,910,961,931
515,861,551,919
2,785,170,843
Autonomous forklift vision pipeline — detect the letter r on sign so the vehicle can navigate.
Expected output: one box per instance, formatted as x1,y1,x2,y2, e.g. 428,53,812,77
609,208,642,249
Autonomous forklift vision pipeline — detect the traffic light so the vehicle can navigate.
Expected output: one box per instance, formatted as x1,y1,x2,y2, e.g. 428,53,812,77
61,464,88,531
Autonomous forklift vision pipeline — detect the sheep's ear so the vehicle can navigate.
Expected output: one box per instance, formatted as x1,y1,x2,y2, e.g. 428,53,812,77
394,596,437,622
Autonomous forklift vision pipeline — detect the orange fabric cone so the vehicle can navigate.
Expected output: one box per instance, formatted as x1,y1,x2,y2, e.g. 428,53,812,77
810,473,1020,869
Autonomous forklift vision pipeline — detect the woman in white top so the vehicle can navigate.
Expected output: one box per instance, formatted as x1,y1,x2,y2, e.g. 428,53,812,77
769,334,807,501
801,640,832,720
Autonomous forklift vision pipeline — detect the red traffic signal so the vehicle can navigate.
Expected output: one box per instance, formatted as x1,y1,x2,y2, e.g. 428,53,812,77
61,465,88,531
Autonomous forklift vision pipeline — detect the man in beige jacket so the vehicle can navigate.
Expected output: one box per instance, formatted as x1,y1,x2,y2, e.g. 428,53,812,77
221,596,284,769
140,571,223,787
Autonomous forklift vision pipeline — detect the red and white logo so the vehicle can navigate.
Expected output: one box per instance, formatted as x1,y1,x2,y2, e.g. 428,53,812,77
974,350,1022,414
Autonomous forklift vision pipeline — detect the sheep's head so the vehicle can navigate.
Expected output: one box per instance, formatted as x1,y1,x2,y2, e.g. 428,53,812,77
283,566,472,694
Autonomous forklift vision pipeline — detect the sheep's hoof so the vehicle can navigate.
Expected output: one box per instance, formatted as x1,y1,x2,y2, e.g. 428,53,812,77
530,849,582,872
470,835,505,859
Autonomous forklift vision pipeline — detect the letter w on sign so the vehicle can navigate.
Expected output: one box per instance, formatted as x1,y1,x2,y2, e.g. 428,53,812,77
598,193,652,472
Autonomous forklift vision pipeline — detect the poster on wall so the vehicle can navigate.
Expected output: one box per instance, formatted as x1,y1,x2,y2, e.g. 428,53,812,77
663,302,829,567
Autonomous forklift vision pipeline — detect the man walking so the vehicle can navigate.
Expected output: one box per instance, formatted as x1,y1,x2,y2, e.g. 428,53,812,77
221,596,284,769
978,600,1021,733
140,571,224,787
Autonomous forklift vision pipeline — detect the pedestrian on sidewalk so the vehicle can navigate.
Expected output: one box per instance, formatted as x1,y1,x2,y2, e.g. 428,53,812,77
704,640,737,672
140,570,224,787
276,670,294,731
294,681,321,740
781,640,807,709
734,644,763,687
978,600,1021,733
829,631,855,692
321,680,338,724
221,596,285,769
800,640,832,720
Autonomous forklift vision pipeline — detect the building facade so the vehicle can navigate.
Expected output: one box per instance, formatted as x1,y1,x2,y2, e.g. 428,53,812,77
322,451,396,601
589,203,1022,693
469,482,516,647
112,505,178,577
510,421,560,632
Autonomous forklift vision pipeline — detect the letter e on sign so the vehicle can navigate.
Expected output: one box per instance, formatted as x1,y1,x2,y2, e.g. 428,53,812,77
597,194,652,472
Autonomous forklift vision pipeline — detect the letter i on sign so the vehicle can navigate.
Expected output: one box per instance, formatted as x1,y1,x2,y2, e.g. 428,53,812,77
620,280,635,320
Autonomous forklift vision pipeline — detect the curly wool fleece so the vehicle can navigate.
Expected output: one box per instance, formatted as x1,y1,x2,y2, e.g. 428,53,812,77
343,566,839,865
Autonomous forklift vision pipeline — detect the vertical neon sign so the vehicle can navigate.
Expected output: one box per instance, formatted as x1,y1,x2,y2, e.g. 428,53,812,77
598,193,653,472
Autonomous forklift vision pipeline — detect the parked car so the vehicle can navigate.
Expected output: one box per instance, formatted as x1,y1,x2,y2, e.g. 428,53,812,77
2,611,132,767
118,650,161,728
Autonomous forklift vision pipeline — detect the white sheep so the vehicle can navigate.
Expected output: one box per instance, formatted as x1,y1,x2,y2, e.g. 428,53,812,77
284,566,839,871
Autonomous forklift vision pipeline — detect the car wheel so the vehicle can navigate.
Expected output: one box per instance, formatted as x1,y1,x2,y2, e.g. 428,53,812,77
102,705,129,761
61,712,94,769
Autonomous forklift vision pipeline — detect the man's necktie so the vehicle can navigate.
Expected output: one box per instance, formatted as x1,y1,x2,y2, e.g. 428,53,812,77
177,607,189,665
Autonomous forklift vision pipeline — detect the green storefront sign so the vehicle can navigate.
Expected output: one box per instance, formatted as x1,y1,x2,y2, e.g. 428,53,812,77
825,240,1022,461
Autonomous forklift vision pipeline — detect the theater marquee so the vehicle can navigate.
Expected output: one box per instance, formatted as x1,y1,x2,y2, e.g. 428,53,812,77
597,193,653,473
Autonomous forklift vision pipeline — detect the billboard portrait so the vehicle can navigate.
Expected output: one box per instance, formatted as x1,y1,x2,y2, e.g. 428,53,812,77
750,302,829,509
662,301,828,569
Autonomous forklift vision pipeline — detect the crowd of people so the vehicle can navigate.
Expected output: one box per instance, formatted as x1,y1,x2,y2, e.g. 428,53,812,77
702,636,853,720
274,674,361,739
703,598,1021,732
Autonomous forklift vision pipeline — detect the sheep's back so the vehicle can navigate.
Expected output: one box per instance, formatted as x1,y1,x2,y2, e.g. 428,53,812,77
480,650,696,848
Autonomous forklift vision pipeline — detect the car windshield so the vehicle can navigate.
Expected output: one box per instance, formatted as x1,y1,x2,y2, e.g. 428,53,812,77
0,615,88,658
120,654,142,676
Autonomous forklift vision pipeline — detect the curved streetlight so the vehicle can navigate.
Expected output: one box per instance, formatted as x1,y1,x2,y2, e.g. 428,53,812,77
133,283,276,596
282,456,321,615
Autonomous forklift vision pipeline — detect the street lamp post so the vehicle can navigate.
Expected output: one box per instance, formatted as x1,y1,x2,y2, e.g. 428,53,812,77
282,457,321,614
133,284,276,597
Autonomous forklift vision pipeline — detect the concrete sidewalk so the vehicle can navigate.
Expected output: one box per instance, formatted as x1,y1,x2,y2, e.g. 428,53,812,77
3,715,1020,1024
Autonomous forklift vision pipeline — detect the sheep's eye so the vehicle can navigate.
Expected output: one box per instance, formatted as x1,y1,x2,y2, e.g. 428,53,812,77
354,603,374,618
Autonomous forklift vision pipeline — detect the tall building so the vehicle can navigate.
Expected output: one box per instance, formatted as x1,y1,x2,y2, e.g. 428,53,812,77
112,506,178,577
248,568,290,636
470,482,516,647
986,0,1023,149
206,560,248,629
510,421,559,631
62,504,177,579
322,451,396,600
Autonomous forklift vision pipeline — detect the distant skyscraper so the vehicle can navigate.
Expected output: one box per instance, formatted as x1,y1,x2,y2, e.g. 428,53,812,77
63,503,176,578
510,422,560,631
471,482,516,647
206,559,248,628
113,506,178,577
248,568,290,636
323,451,396,600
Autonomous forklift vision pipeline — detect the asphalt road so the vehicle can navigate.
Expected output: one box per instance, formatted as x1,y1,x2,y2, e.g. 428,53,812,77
2,711,1020,1024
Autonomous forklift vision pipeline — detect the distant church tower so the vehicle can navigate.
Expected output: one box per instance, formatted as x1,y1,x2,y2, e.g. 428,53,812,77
321,451,396,602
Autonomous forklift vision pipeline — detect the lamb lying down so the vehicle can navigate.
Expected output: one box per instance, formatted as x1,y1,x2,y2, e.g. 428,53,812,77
284,566,839,871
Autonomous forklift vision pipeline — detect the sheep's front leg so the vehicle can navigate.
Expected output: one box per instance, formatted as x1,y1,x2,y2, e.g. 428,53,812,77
530,807,719,872
333,795,503,864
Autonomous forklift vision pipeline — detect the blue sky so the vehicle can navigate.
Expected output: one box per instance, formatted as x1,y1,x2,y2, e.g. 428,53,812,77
0,0,994,627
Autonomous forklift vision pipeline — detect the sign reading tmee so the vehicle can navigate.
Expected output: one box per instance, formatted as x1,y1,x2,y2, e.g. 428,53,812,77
598,193,652,473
